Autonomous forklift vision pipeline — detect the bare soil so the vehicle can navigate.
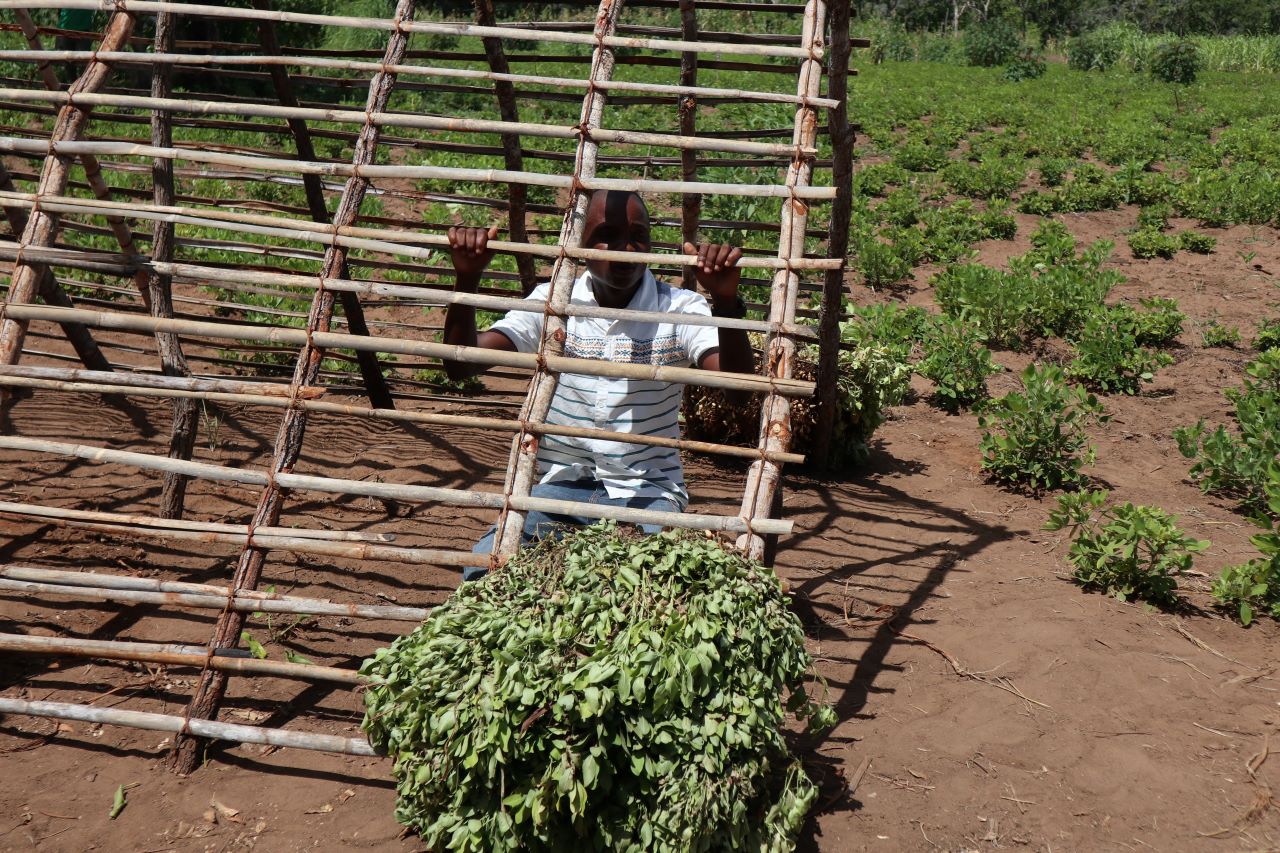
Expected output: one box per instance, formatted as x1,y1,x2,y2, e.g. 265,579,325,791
2,209,1279,852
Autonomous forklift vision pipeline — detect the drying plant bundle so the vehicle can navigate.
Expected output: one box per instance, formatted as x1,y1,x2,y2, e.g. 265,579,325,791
361,523,833,852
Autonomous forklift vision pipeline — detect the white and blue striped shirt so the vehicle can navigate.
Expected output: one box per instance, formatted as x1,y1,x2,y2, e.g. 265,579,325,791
488,270,720,509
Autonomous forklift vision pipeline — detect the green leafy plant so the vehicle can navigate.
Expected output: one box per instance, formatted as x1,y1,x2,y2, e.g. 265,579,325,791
1136,203,1173,231
978,363,1106,491
1067,308,1173,394
1003,49,1047,82
1176,351,1280,514
1178,231,1217,253
963,19,1022,68
1128,229,1180,259
933,263,1030,348
856,236,914,289
1202,317,1242,348
916,316,1000,412
1212,466,1280,625
1045,490,1209,607
1115,297,1185,347
361,524,834,852
1150,40,1201,86
1253,318,1280,352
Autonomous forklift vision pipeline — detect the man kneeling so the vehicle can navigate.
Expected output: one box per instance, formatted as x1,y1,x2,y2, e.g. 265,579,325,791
442,190,752,580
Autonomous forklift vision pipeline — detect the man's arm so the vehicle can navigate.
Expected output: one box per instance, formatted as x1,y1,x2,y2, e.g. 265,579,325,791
442,225,517,381
685,242,754,391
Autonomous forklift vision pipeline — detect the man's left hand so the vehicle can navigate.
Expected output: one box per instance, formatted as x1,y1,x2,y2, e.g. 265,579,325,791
684,241,743,306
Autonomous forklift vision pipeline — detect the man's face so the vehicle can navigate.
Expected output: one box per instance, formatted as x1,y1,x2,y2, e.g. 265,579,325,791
583,191,651,297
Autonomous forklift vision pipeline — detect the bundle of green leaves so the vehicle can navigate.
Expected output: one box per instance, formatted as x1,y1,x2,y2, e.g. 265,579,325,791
1046,490,1208,607
362,524,833,852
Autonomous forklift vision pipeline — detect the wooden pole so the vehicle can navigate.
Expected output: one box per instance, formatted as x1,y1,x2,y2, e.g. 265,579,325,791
0,10,136,386
0,162,112,371
0,1,823,60
0,303,817,397
493,0,623,556
147,10,199,520
0,145,837,203
0,90,818,158
170,0,416,774
0,368,807,464
474,0,539,295
678,0,700,291
0,698,379,756
737,0,827,560
2,564,330,600
252,0,394,411
812,0,852,468
0,48,840,108
0,435,794,535
0,577,430,621
0,633,364,684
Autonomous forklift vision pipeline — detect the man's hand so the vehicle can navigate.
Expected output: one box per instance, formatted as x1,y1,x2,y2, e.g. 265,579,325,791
449,224,500,286
684,241,743,307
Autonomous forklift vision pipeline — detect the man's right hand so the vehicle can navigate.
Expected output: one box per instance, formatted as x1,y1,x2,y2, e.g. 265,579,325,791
448,224,500,285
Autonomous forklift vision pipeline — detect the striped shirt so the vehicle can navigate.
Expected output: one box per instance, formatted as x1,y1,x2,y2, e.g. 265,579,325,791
488,270,720,509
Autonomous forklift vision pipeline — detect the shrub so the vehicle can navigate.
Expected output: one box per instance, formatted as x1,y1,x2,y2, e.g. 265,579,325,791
1037,157,1072,188
1213,468,1280,624
1150,40,1200,85
1067,308,1173,394
1126,297,1185,347
1017,236,1125,338
856,237,914,289
933,263,1030,348
941,157,1026,200
893,141,948,173
1067,25,1131,72
1253,318,1280,352
1128,229,1180,259
1136,203,1173,232
823,343,914,465
1176,351,1280,514
1178,231,1216,253
1202,318,1242,348
978,363,1106,491
916,316,1000,412
839,302,929,361
1046,490,1208,607
963,19,1022,68
361,524,833,852
1003,49,1047,82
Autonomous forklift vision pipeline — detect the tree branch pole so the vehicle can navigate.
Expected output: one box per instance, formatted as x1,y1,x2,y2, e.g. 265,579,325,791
474,0,539,294
0,10,135,395
170,0,417,775
11,10,154,313
0,161,111,371
678,0,700,290
737,0,827,560
147,10,199,519
0,698,378,756
493,0,625,557
253,0,394,411
811,0,853,468
0,1,821,61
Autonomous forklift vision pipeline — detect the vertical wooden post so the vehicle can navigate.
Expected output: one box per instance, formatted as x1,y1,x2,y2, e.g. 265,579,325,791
474,0,539,295
811,0,853,468
737,0,827,561
0,12,136,381
492,0,625,556
252,0,395,411
148,11,199,520
677,0,700,290
171,0,417,775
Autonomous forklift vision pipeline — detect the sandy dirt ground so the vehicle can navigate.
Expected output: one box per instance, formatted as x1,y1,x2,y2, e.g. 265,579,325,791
2,208,1279,852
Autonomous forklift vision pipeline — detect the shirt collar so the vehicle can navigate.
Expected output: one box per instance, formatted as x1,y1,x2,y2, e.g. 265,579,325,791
572,269,658,312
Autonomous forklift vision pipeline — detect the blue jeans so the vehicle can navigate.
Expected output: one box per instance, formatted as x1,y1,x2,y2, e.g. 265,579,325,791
465,477,679,581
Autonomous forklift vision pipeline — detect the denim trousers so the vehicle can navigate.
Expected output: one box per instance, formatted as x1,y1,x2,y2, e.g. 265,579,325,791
465,477,679,581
